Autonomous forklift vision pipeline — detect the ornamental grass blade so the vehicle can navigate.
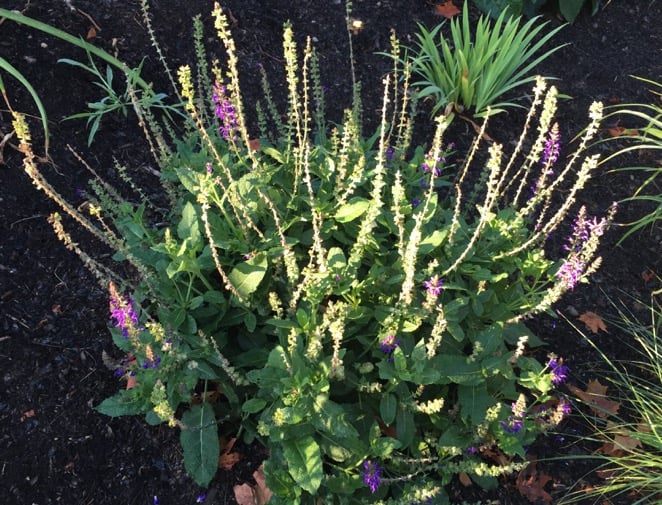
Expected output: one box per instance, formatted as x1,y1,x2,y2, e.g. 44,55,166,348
181,402,220,487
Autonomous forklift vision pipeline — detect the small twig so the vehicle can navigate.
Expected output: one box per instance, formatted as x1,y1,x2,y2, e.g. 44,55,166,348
0,0,31,26
10,214,46,229
0,130,15,164
76,8,101,33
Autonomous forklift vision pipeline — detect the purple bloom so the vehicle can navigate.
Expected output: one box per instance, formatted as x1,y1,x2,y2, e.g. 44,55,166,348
558,398,572,416
196,494,207,503
142,356,161,370
205,162,213,174
500,417,523,433
362,460,382,493
380,334,400,355
423,276,443,297
412,198,421,208
548,357,569,385
542,124,561,168
386,146,394,162
421,153,444,176
556,255,585,291
212,84,237,140
109,283,140,338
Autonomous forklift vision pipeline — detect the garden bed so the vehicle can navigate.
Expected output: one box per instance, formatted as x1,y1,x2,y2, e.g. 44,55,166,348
0,1,660,504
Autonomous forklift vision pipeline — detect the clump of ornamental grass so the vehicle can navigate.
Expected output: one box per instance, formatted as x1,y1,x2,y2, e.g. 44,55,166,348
7,1,617,502
560,295,662,505
600,76,662,244
399,0,565,117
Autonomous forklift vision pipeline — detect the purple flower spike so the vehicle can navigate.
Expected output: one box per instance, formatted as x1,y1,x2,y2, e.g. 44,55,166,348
362,460,382,493
423,276,443,297
500,418,523,433
380,334,400,355
548,357,569,385
212,84,238,140
109,282,140,339
542,124,561,168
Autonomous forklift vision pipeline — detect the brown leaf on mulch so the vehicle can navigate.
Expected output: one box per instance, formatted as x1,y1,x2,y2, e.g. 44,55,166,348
578,311,608,334
233,464,273,505
567,379,621,418
516,456,553,504
642,269,656,283
434,1,461,18
219,437,242,471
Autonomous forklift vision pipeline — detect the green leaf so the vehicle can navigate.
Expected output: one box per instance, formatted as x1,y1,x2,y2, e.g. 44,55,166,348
244,311,257,332
312,396,359,439
180,402,220,487
379,394,397,425
242,398,267,414
327,247,347,270
96,391,147,417
335,197,370,223
559,0,585,22
283,435,323,495
228,252,268,298
470,472,498,491
264,458,300,501
419,228,449,254
177,201,201,244
396,408,415,449
435,354,483,385
458,383,495,423
324,473,363,494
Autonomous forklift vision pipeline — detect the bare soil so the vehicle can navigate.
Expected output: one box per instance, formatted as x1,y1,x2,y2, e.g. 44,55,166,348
1,1,660,504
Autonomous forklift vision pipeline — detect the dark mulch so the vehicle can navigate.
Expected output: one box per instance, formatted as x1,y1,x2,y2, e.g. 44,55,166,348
1,1,660,504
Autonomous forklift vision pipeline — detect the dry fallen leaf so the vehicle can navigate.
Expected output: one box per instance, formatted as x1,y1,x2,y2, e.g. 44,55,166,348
233,464,273,505
219,437,242,471
567,379,620,418
376,416,398,439
434,1,461,18
578,311,608,334
20,409,36,422
248,138,260,152
596,420,643,458
642,269,656,283
516,456,553,504
458,471,472,487
125,356,138,390
252,465,273,505
607,125,640,137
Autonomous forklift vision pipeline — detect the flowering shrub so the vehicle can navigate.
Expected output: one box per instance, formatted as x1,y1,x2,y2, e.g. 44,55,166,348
9,2,617,503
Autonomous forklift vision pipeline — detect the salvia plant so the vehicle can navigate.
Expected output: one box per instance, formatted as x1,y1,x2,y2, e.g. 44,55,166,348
402,1,565,117
7,1,617,503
